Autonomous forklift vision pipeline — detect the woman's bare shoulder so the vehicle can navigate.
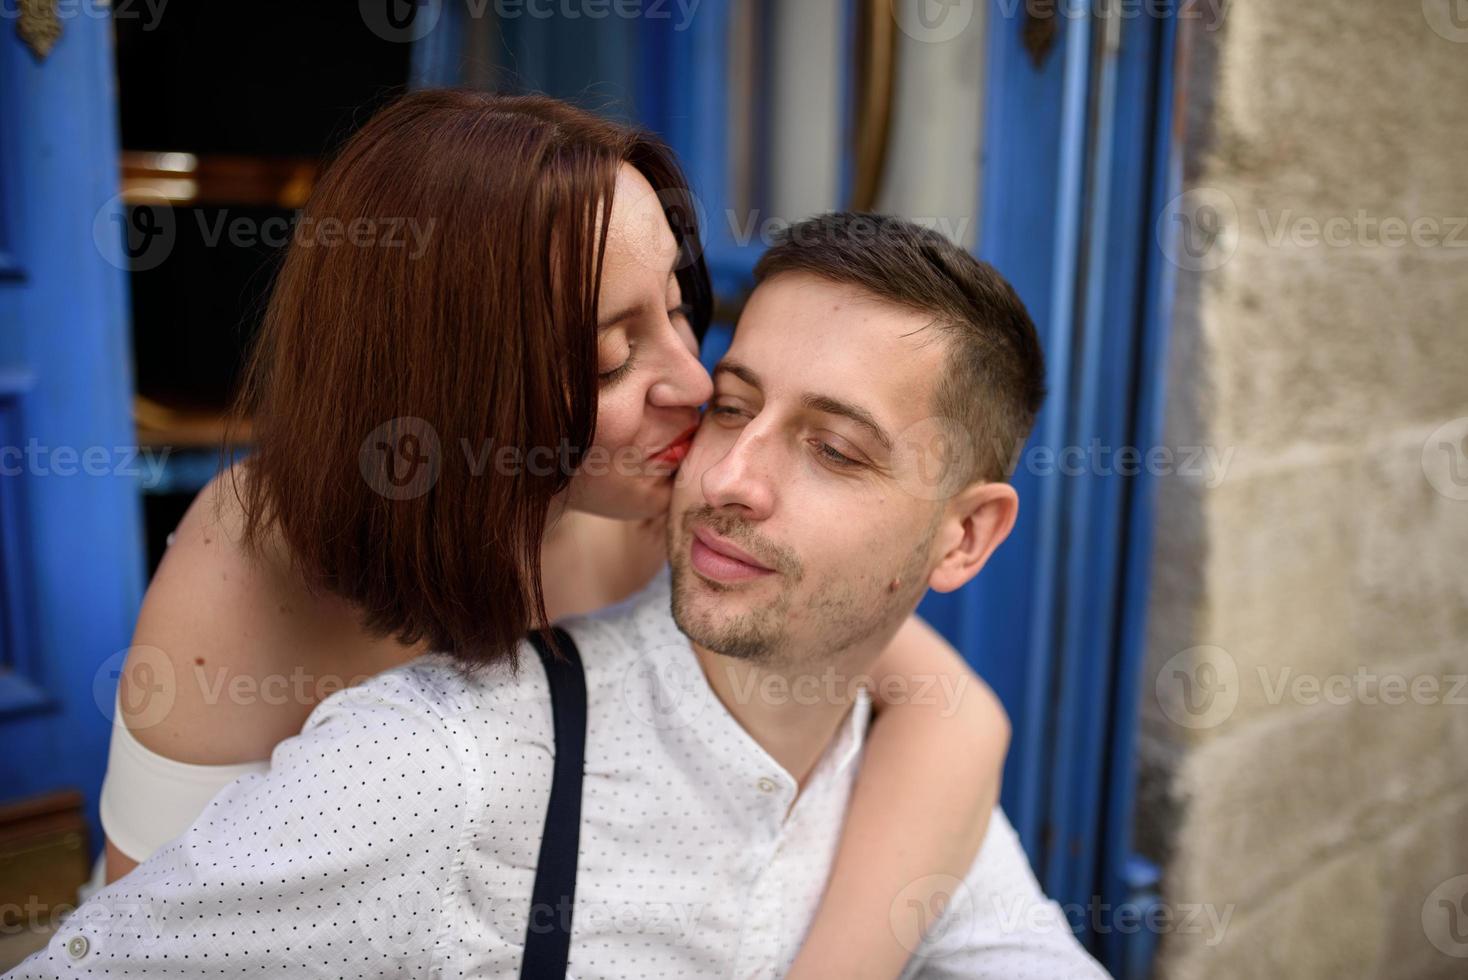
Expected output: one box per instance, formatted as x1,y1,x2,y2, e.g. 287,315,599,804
120,467,410,764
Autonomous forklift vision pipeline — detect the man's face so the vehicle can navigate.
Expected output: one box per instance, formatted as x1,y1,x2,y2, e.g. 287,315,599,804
668,271,953,666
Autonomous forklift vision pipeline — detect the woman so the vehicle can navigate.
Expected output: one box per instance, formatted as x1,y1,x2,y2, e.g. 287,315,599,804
102,89,1010,977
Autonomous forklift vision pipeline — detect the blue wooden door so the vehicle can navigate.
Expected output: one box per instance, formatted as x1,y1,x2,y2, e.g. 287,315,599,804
0,12,145,856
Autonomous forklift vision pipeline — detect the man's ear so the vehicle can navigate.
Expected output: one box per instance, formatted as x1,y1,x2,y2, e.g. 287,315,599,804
927,482,1019,594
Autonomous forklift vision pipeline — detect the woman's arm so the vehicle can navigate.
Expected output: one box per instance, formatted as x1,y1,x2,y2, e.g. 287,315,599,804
787,614,1010,980
103,472,414,883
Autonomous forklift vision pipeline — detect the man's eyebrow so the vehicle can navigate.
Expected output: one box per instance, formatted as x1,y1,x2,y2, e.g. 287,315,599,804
802,394,893,453
713,359,761,388
716,359,893,453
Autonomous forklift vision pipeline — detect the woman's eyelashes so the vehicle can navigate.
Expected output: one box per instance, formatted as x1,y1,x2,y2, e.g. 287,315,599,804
598,345,636,385
598,303,695,386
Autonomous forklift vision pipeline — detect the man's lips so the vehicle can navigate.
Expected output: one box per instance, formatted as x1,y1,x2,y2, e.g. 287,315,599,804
650,424,699,465
690,525,775,583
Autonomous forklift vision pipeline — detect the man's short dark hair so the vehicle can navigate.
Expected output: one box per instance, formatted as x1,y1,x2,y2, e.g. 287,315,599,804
753,212,1045,485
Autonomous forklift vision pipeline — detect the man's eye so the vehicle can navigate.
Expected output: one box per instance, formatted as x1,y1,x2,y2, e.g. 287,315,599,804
708,404,744,420
813,440,861,469
668,302,694,322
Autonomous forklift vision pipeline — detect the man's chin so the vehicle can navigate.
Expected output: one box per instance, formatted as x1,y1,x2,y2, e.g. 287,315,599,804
670,562,773,657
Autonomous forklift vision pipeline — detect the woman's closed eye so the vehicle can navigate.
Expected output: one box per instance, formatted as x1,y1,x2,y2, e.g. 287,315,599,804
599,303,696,385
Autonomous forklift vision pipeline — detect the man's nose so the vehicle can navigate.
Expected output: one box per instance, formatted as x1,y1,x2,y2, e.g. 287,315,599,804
700,426,776,520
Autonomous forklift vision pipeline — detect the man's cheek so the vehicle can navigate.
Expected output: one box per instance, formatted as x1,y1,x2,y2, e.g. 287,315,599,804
676,433,724,489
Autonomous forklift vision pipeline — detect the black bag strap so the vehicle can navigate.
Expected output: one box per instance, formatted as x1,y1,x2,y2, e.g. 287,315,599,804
520,626,587,980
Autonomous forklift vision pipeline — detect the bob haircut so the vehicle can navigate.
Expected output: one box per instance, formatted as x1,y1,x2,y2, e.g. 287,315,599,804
230,89,712,667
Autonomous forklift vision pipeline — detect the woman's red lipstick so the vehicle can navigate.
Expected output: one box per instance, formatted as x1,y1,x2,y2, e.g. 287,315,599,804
650,424,698,466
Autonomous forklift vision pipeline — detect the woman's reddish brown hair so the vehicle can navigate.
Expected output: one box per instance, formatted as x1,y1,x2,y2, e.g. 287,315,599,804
229,89,711,667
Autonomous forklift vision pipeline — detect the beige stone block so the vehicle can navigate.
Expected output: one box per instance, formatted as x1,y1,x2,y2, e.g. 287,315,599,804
1138,446,1468,734
1194,234,1468,454
1205,0,1468,217
1160,698,1463,913
1154,845,1385,980
1377,786,1468,978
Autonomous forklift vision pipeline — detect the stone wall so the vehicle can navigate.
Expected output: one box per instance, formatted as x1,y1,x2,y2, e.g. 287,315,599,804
1138,2,1468,977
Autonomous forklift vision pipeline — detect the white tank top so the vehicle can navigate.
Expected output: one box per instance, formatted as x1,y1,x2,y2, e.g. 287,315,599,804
99,688,270,862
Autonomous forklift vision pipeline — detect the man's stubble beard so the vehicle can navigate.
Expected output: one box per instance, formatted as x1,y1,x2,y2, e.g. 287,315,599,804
668,509,938,670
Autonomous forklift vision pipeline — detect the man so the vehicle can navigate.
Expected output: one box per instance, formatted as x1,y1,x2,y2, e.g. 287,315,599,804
11,213,1104,978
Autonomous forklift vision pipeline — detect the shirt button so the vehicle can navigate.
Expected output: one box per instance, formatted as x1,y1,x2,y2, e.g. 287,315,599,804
65,935,89,959
756,777,778,794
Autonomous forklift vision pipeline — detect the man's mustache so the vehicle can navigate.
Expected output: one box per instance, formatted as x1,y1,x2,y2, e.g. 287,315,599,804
679,505,803,581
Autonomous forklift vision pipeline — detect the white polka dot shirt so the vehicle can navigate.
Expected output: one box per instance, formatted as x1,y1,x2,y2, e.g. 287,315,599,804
12,567,1105,979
